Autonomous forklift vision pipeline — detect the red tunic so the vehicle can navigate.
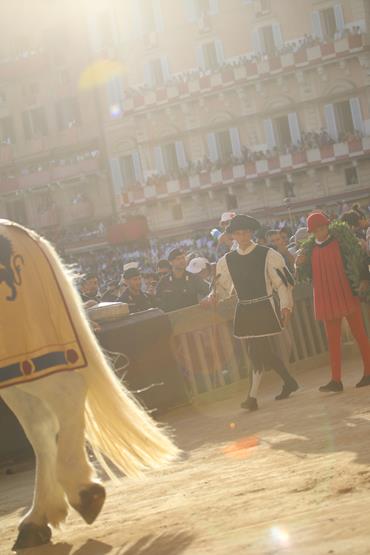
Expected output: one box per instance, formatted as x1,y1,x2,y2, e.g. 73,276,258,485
311,238,357,321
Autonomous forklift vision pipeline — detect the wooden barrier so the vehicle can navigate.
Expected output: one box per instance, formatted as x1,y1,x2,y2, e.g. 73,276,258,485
168,284,369,399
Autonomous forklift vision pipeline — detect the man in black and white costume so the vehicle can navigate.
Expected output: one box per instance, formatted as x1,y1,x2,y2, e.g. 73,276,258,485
212,214,298,411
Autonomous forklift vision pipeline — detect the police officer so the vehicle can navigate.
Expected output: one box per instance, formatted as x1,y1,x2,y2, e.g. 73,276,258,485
119,267,156,313
156,248,208,312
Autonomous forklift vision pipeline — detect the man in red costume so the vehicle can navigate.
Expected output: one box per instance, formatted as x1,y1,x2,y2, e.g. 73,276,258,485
297,211,370,392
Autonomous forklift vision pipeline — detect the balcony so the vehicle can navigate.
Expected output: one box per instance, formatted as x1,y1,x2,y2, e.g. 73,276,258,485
121,135,370,206
1,156,101,194
0,49,49,80
121,33,367,115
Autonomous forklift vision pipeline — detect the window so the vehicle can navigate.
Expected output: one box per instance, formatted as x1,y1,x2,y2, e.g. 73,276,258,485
253,24,283,56
207,128,241,162
155,141,187,175
172,204,183,221
22,82,39,105
260,26,276,56
312,5,345,40
321,7,337,38
0,117,15,144
55,97,81,131
22,107,48,140
283,180,295,198
202,41,219,70
226,192,238,210
264,113,301,150
216,130,233,162
334,100,354,136
325,98,363,140
150,59,165,86
144,57,170,87
345,167,358,186
139,0,163,34
162,143,179,174
120,155,136,185
273,116,291,149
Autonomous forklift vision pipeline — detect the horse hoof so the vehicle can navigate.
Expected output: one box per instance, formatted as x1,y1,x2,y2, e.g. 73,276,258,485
12,523,52,551
73,483,106,524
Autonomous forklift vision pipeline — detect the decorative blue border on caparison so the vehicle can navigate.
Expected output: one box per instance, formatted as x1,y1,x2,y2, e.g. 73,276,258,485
0,351,67,384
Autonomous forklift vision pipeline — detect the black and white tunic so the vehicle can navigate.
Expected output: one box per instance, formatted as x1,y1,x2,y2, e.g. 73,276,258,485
215,243,293,339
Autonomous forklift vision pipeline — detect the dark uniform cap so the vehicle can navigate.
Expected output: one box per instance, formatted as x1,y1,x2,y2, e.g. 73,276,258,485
124,267,141,279
168,248,184,261
226,214,261,234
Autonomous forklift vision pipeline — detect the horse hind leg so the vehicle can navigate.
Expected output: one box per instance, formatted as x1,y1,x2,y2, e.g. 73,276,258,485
25,371,106,524
1,387,68,550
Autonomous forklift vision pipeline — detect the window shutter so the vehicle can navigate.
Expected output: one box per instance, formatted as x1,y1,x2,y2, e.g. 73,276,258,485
215,39,224,65
349,97,364,134
208,0,219,15
288,112,301,145
110,158,124,194
311,11,323,40
153,0,164,32
334,4,345,32
184,0,198,22
263,119,276,149
196,45,205,69
252,29,263,54
132,151,143,182
161,56,171,82
154,145,165,174
175,141,187,169
324,104,338,141
229,127,242,158
272,24,283,49
207,133,218,162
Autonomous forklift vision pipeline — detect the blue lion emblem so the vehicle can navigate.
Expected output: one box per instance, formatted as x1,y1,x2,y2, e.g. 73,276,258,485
0,235,24,301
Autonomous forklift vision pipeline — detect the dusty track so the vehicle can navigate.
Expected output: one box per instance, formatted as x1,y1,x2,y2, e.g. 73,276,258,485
2,356,370,554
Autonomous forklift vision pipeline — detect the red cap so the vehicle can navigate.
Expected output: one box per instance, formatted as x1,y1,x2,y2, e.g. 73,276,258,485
307,211,330,233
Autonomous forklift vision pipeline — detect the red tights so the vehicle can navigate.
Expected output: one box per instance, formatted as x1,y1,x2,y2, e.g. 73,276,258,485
324,300,370,382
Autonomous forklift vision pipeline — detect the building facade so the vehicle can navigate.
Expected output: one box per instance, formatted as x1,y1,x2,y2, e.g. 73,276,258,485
97,0,370,235
0,1,114,247
0,0,369,244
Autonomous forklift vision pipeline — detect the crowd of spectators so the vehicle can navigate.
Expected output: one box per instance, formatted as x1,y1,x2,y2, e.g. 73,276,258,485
73,202,370,315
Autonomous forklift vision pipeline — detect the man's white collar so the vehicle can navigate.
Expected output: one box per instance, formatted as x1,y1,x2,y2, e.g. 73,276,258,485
236,242,257,255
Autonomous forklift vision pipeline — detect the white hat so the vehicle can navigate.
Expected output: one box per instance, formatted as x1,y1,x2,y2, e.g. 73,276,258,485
220,211,236,224
186,257,209,274
123,261,139,273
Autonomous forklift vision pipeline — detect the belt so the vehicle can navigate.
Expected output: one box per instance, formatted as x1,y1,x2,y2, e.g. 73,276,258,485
238,295,272,306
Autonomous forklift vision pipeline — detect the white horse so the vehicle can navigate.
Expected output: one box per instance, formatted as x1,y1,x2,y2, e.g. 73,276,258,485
0,220,179,551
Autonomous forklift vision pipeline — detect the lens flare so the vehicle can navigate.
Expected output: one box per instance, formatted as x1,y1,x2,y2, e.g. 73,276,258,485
222,435,260,459
270,526,290,548
79,59,125,90
110,104,123,118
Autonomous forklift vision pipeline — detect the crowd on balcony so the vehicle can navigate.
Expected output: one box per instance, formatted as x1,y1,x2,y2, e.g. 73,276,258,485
19,149,100,176
142,128,363,188
124,26,363,99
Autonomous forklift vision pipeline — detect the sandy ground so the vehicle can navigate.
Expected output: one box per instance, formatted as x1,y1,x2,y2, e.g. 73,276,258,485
2,356,370,555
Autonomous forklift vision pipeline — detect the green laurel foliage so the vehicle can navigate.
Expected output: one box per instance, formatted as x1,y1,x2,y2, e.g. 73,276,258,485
298,221,370,302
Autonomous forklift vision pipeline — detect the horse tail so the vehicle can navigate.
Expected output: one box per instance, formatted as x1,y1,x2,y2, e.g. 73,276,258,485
36,235,180,479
